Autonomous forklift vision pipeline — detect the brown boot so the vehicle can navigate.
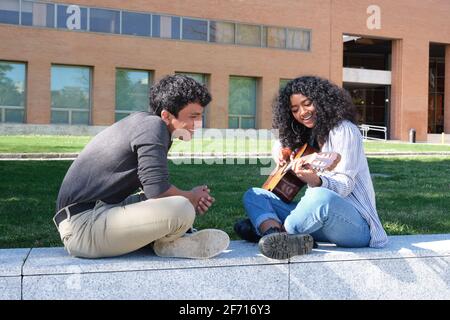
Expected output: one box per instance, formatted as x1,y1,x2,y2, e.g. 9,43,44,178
258,232,314,260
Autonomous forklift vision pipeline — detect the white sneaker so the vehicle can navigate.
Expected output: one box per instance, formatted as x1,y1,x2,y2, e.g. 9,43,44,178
153,229,230,259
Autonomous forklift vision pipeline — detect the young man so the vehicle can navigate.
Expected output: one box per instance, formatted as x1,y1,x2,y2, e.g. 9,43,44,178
54,74,229,259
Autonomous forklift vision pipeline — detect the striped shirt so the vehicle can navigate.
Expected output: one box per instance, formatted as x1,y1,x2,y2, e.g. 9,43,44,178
318,120,388,248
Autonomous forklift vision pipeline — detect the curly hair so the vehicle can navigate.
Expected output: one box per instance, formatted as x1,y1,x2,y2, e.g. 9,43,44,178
273,76,356,149
149,74,212,117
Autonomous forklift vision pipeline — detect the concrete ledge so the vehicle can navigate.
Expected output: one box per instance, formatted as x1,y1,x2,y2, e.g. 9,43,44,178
1,235,450,299
0,248,30,300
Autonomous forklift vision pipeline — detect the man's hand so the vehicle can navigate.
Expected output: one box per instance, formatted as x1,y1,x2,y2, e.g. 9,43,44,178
191,185,215,215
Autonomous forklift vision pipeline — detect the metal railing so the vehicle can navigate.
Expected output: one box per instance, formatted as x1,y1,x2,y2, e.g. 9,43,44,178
359,124,387,141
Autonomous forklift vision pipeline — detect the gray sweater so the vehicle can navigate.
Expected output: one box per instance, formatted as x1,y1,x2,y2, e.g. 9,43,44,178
56,112,172,212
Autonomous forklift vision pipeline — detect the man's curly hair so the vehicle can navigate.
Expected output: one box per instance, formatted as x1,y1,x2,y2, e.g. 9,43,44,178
273,76,356,149
149,74,211,117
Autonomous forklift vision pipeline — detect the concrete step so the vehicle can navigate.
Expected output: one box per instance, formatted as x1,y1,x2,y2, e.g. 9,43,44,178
1,234,450,300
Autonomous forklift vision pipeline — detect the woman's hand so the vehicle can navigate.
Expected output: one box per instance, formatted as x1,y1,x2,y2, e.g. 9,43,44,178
277,147,293,167
291,159,322,187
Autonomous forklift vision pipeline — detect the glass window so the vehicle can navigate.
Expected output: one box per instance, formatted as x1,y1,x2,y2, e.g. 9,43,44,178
286,29,310,50
51,110,68,124
263,27,286,48
71,110,90,125
115,69,151,121
51,65,91,125
228,76,257,129
236,24,261,46
90,8,120,34
228,116,239,129
152,15,180,39
21,1,55,28
5,109,24,122
56,4,87,31
209,21,234,44
182,18,207,41
0,0,20,25
0,61,26,123
176,72,206,84
176,72,208,127
241,118,255,129
122,11,150,36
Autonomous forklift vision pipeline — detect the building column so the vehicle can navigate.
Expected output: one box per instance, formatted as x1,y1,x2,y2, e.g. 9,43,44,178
329,30,344,87
390,39,429,141
390,40,403,140
208,73,228,129
154,67,174,82
26,59,51,124
91,65,115,126
258,75,279,129
445,44,450,134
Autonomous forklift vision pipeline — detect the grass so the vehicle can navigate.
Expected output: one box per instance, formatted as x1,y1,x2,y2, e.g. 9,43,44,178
0,156,449,248
363,141,450,153
0,135,91,153
1,135,450,154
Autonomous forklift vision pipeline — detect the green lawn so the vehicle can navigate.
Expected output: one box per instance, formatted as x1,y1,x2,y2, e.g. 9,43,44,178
0,156,449,248
0,135,91,153
1,135,450,153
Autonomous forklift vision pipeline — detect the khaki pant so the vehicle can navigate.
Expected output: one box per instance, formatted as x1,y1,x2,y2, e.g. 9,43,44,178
56,194,195,258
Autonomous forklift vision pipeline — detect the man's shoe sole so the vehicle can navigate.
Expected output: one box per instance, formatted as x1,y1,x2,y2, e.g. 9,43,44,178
258,233,314,260
153,229,230,259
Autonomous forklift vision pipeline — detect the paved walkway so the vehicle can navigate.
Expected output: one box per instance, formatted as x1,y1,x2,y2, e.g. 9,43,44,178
1,234,449,300
1,151,450,160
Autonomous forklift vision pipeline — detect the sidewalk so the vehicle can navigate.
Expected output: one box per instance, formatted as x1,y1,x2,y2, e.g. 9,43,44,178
1,151,450,160
2,234,449,300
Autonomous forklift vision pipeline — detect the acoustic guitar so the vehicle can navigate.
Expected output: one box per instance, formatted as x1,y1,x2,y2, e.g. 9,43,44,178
262,144,341,202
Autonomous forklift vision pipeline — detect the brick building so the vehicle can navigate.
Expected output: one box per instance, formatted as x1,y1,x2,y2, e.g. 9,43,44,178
0,0,449,141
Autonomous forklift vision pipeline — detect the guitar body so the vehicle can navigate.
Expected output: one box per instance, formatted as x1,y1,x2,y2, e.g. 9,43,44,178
262,144,318,203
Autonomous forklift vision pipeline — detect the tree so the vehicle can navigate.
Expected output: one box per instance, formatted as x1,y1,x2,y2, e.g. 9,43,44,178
0,64,24,107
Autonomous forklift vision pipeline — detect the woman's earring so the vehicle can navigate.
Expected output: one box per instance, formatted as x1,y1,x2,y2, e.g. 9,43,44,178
291,120,300,135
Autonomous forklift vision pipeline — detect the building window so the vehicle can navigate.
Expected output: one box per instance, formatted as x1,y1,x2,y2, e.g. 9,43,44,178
228,76,257,129
152,15,180,39
115,69,152,121
428,52,445,133
0,0,20,25
176,72,208,127
51,65,91,125
286,29,310,50
21,1,55,28
209,21,235,44
236,24,261,47
56,4,88,31
182,18,207,41
2,1,311,52
122,11,150,37
263,27,286,49
90,8,120,34
0,61,26,123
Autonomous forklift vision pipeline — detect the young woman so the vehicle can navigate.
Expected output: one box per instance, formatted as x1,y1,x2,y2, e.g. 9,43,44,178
236,76,388,259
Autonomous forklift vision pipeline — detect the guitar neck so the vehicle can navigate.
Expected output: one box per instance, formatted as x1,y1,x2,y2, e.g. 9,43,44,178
285,152,340,172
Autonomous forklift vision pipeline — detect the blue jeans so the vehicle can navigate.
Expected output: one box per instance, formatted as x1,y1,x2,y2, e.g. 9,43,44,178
243,187,370,248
